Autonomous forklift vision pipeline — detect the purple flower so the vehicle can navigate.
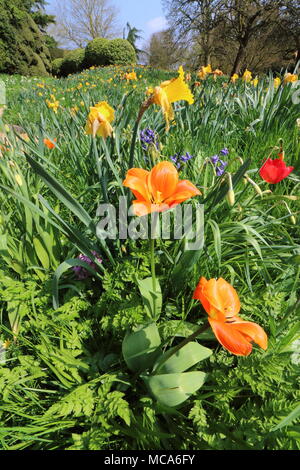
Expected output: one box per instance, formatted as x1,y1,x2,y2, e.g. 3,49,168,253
72,251,102,280
140,128,159,151
216,160,228,176
180,152,193,163
220,148,229,156
211,155,219,165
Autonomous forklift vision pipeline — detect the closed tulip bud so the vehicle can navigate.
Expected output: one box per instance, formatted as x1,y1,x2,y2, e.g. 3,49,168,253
15,174,22,186
227,189,235,206
226,173,235,206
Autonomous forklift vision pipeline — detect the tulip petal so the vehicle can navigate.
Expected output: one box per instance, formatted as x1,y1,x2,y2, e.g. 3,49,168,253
164,180,201,206
208,318,252,356
260,158,294,184
231,321,268,350
149,161,179,202
132,201,169,216
123,168,150,202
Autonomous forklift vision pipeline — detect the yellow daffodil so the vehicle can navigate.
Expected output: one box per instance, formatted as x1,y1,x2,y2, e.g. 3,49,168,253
284,73,298,84
251,77,259,87
198,64,212,80
274,77,281,88
148,66,194,131
213,69,223,81
85,101,115,138
125,71,137,81
46,99,59,113
242,69,252,83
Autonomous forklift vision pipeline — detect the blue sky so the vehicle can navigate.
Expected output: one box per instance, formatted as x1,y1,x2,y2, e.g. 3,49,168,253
45,0,168,45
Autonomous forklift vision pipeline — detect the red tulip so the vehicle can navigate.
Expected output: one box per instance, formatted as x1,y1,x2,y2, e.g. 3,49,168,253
259,155,294,184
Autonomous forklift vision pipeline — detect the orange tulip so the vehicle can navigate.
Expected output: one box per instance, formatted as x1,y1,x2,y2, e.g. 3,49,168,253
123,161,201,216
193,277,268,356
43,138,57,149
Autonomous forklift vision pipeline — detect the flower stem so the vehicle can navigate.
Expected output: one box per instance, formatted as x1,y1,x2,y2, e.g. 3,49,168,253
155,322,210,374
150,237,157,319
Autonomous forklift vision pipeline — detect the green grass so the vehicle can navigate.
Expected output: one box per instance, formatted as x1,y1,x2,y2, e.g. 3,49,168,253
0,65,299,450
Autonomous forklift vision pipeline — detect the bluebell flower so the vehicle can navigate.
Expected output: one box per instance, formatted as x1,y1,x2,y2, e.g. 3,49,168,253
220,148,229,156
211,155,219,165
180,152,194,163
140,128,159,151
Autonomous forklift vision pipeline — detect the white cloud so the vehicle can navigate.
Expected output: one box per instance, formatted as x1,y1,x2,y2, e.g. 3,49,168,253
146,16,168,34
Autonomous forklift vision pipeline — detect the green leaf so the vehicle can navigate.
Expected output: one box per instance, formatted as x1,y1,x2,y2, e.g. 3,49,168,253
52,258,101,309
143,371,206,407
153,342,212,374
159,320,215,341
271,403,300,432
122,323,161,373
33,237,50,270
136,277,162,320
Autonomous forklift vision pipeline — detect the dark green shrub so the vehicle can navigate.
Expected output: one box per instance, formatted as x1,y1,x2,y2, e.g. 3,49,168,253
0,3,51,76
60,48,85,76
84,38,110,67
84,38,136,67
52,58,64,76
102,38,136,66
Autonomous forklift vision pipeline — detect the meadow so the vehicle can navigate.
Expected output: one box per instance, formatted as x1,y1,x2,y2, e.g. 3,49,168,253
0,65,299,450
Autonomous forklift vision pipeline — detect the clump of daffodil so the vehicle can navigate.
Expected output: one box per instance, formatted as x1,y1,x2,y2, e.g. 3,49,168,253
125,71,137,81
142,66,194,131
284,73,298,84
242,69,252,83
274,77,281,88
231,73,239,84
46,95,59,113
85,101,115,138
197,64,212,80
212,69,223,81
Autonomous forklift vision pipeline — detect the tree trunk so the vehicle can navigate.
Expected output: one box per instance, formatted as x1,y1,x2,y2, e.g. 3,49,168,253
230,41,246,77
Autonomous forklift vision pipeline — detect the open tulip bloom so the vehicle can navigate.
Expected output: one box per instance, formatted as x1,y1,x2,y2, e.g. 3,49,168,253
123,161,201,216
193,277,268,356
259,154,294,184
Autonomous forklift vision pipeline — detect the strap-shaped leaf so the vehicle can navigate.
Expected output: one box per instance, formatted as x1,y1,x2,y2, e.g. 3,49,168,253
153,342,212,374
136,277,162,320
143,371,206,407
122,323,161,373
52,258,101,309
25,153,95,232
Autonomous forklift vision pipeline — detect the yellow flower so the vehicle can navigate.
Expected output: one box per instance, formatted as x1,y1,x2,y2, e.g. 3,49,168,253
284,73,298,84
36,83,45,89
85,101,115,138
148,66,194,131
251,77,258,87
197,64,212,80
242,69,252,83
125,71,137,81
46,99,59,113
274,77,281,88
213,69,223,81
2,339,10,349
